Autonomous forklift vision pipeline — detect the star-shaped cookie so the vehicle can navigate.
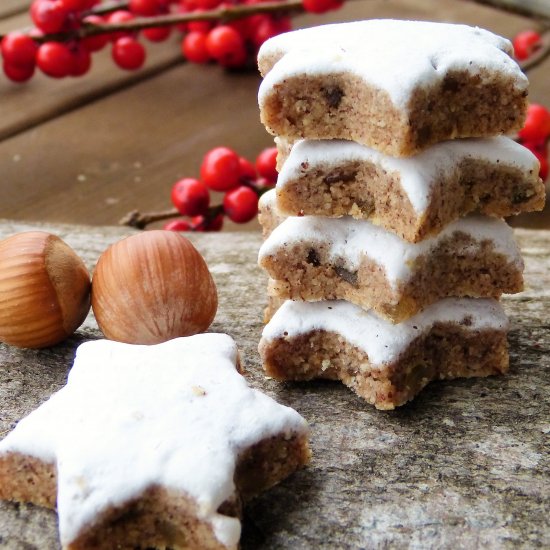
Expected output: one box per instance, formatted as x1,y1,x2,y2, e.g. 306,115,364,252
258,20,528,156
0,334,310,549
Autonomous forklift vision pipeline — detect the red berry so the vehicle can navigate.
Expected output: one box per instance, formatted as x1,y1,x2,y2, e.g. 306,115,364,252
302,0,343,14
143,26,172,42
238,156,257,181
235,14,266,40
1,33,38,67
227,17,250,40
255,147,278,183
518,103,550,143
188,19,213,34
112,37,146,70
3,61,35,82
81,16,110,52
251,16,279,49
31,0,69,34
200,146,241,191
205,26,246,68
195,0,221,8
180,0,198,9
513,30,541,61
58,0,88,11
164,219,192,231
191,213,224,231
534,151,549,181
173,4,190,33
274,16,292,34
129,0,160,15
223,186,259,223
182,32,211,63
522,140,547,156
171,178,210,216
70,45,92,76
36,41,74,78
107,10,135,41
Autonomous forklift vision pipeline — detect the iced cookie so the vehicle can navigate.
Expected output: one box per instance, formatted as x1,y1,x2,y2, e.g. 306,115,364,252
258,20,528,157
259,298,509,409
0,334,310,550
258,188,286,238
274,137,544,242
258,214,523,323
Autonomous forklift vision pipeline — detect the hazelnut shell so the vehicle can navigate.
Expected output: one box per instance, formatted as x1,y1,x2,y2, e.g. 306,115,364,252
0,231,91,348
91,230,218,344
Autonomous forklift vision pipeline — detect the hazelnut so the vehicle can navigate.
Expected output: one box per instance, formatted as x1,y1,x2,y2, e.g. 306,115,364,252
0,231,91,348
91,230,218,344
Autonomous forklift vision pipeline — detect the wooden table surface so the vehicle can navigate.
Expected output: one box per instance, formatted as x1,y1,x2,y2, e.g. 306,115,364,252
0,220,548,549
0,2,549,547
1,0,550,230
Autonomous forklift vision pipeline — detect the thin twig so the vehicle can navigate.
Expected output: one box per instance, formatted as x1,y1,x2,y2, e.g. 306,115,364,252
120,208,179,229
83,0,303,35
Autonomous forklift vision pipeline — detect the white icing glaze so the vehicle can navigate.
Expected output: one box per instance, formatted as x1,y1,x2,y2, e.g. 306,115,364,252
262,298,508,366
259,188,278,212
278,137,540,214
258,20,527,109
0,334,308,548
258,214,523,288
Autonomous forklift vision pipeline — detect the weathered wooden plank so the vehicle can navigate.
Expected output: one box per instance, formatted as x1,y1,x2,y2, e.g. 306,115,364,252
0,0,28,20
0,221,548,549
0,12,184,142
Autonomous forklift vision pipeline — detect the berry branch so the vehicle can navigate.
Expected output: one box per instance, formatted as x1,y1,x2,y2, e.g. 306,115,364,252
121,146,277,232
0,0,344,80
0,0,306,43
50,1,306,41
120,208,180,229
2,0,549,82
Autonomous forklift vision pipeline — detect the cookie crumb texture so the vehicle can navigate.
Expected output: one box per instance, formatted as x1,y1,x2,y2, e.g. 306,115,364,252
0,334,310,550
259,299,509,409
259,215,523,323
275,137,544,242
258,20,528,157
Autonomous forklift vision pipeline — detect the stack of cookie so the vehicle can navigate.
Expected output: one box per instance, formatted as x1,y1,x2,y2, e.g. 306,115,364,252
255,20,545,409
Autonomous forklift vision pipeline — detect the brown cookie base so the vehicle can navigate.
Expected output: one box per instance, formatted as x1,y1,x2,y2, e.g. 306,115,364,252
274,150,544,243
0,433,310,550
259,324,508,410
259,70,527,157
260,233,523,323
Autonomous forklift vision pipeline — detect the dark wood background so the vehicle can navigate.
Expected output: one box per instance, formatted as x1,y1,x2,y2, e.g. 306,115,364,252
0,0,549,231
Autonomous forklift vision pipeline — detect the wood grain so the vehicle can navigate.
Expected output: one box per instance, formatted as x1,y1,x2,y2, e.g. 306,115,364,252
0,0,549,228
0,0,28,19
0,220,548,549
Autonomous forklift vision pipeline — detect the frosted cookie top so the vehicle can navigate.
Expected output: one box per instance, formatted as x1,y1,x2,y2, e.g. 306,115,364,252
262,298,508,366
258,19,527,108
0,334,308,548
258,214,523,288
278,137,540,214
